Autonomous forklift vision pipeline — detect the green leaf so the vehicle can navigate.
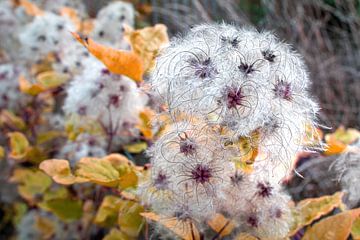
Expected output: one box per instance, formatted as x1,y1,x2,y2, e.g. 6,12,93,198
103,228,134,240
41,199,83,221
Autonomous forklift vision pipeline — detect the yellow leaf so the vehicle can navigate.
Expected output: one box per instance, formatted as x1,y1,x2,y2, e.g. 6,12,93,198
207,213,235,237
124,24,169,72
36,71,69,89
136,108,155,140
0,146,5,159
103,228,134,240
8,132,30,160
302,208,360,240
16,0,44,16
19,75,45,96
123,142,147,154
10,168,52,203
39,159,86,185
118,201,144,237
76,157,120,187
36,131,64,145
141,212,200,240
95,196,123,227
71,32,144,82
0,110,26,130
289,192,344,235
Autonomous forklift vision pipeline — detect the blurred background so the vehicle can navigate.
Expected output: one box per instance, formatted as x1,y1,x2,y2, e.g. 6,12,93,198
88,0,360,130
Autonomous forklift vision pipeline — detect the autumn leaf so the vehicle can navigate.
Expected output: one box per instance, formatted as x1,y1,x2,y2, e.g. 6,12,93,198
289,192,344,235
10,168,52,203
235,233,259,240
141,212,201,240
8,132,30,160
19,75,45,96
40,198,83,221
95,196,123,227
0,110,26,130
36,131,64,145
39,159,86,185
15,0,44,16
124,24,169,72
207,213,235,237
324,126,360,155
35,215,55,239
302,208,360,240
75,157,120,187
103,228,134,240
71,32,144,82
136,108,155,140
118,201,144,237
123,142,148,154
36,71,69,89
352,216,360,240
0,146,5,160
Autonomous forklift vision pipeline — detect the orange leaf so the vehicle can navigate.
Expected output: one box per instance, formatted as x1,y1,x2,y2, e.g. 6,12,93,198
16,0,44,16
124,24,169,72
207,213,235,237
136,108,155,140
302,208,360,240
71,32,144,82
19,75,45,96
141,212,200,240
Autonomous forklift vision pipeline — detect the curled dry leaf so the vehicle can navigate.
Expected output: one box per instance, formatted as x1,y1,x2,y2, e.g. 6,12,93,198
289,191,345,236
71,32,144,82
141,212,201,240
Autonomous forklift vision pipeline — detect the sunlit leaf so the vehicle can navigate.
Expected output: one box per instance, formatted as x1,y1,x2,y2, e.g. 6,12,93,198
141,212,200,240
76,157,120,187
302,208,360,240
72,32,144,82
207,213,235,237
10,168,52,203
8,132,30,160
39,159,86,185
235,233,258,240
289,192,344,235
123,142,147,154
124,24,169,72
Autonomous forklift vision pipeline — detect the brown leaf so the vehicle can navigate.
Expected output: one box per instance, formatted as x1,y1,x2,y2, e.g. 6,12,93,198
207,213,235,237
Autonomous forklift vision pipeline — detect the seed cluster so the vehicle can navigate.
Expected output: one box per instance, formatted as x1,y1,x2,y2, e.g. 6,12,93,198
140,23,321,238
